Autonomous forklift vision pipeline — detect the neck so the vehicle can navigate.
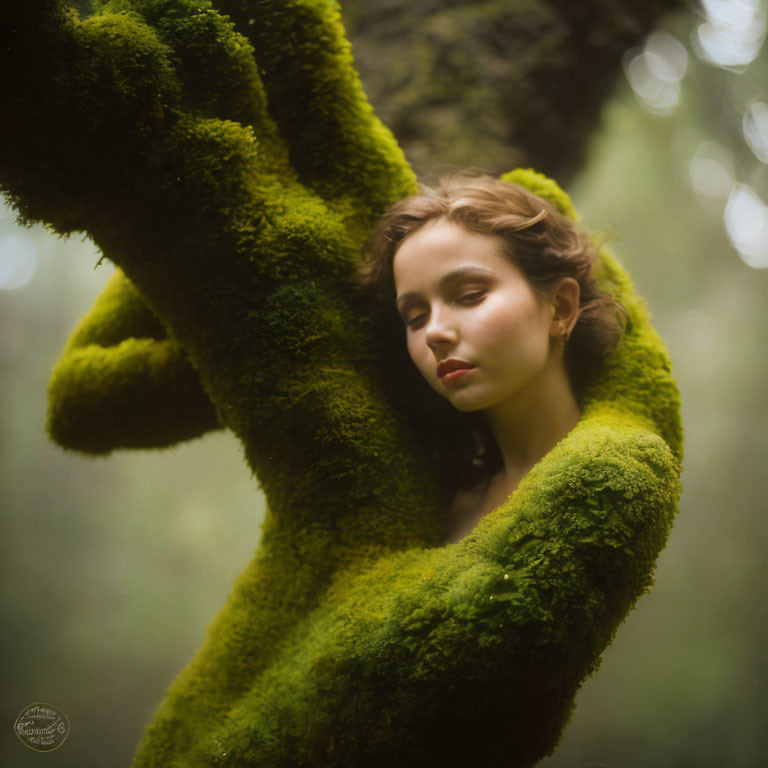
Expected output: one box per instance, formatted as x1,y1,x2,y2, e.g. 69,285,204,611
482,353,581,487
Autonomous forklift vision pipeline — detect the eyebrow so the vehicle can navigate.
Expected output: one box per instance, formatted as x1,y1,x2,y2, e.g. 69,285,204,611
395,266,495,314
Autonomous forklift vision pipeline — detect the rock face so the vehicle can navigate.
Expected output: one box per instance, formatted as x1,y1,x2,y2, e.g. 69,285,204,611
0,2,682,766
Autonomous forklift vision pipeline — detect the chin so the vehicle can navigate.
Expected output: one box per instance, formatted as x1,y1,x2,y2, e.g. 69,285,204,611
441,389,491,413
449,400,481,413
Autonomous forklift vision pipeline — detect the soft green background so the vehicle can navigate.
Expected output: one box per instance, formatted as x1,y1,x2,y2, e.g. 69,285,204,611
2,6,767,767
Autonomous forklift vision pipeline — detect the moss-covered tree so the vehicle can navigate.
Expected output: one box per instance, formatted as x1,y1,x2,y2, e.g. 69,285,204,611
343,0,686,181
1,2,683,765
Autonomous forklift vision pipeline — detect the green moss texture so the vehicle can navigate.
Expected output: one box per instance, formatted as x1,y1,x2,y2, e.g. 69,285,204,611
342,0,685,182
0,2,682,766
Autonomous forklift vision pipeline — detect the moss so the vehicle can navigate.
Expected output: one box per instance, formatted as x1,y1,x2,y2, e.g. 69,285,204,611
0,3,682,766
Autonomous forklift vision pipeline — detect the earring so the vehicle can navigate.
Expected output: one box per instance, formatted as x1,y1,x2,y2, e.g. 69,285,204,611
558,325,568,347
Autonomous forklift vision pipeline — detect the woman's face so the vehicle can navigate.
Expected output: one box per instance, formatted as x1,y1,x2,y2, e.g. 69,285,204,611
393,218,557,412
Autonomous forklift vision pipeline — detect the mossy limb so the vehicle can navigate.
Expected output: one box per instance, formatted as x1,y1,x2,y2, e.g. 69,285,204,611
0,3,683,766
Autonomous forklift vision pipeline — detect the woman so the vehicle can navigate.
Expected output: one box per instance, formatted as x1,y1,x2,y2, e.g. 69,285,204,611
356,169,627,543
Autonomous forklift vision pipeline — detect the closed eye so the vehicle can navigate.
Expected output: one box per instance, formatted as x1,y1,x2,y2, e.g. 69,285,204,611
458,290,486,305
405,312,427,329
405,291,487,330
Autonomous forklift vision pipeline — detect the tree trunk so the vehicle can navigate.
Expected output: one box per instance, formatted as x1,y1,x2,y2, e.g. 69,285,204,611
0,2,683,766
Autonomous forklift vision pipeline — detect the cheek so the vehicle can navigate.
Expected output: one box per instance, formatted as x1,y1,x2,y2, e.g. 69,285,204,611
406,336,428,375
405,334,417,363
477,298,549,364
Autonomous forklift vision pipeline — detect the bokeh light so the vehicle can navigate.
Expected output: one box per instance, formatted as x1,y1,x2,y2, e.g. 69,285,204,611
0,235,37,290
624,31,688,115
724,182,768,266
690,141,736,198
693,0,767,69
742,100,768,161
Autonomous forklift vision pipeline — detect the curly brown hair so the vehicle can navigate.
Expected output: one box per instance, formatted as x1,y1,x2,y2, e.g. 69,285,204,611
353,169,627,493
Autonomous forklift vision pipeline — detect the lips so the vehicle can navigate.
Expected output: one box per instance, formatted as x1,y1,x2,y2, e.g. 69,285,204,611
437,359,476,379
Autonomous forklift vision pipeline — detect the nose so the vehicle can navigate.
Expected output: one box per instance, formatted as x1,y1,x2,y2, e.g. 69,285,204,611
424,305,458,352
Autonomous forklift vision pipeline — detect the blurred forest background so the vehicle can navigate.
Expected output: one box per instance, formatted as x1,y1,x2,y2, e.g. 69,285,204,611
2,0,767,766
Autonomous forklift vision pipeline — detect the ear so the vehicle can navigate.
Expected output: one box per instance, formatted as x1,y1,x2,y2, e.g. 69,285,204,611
547,277,581,341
